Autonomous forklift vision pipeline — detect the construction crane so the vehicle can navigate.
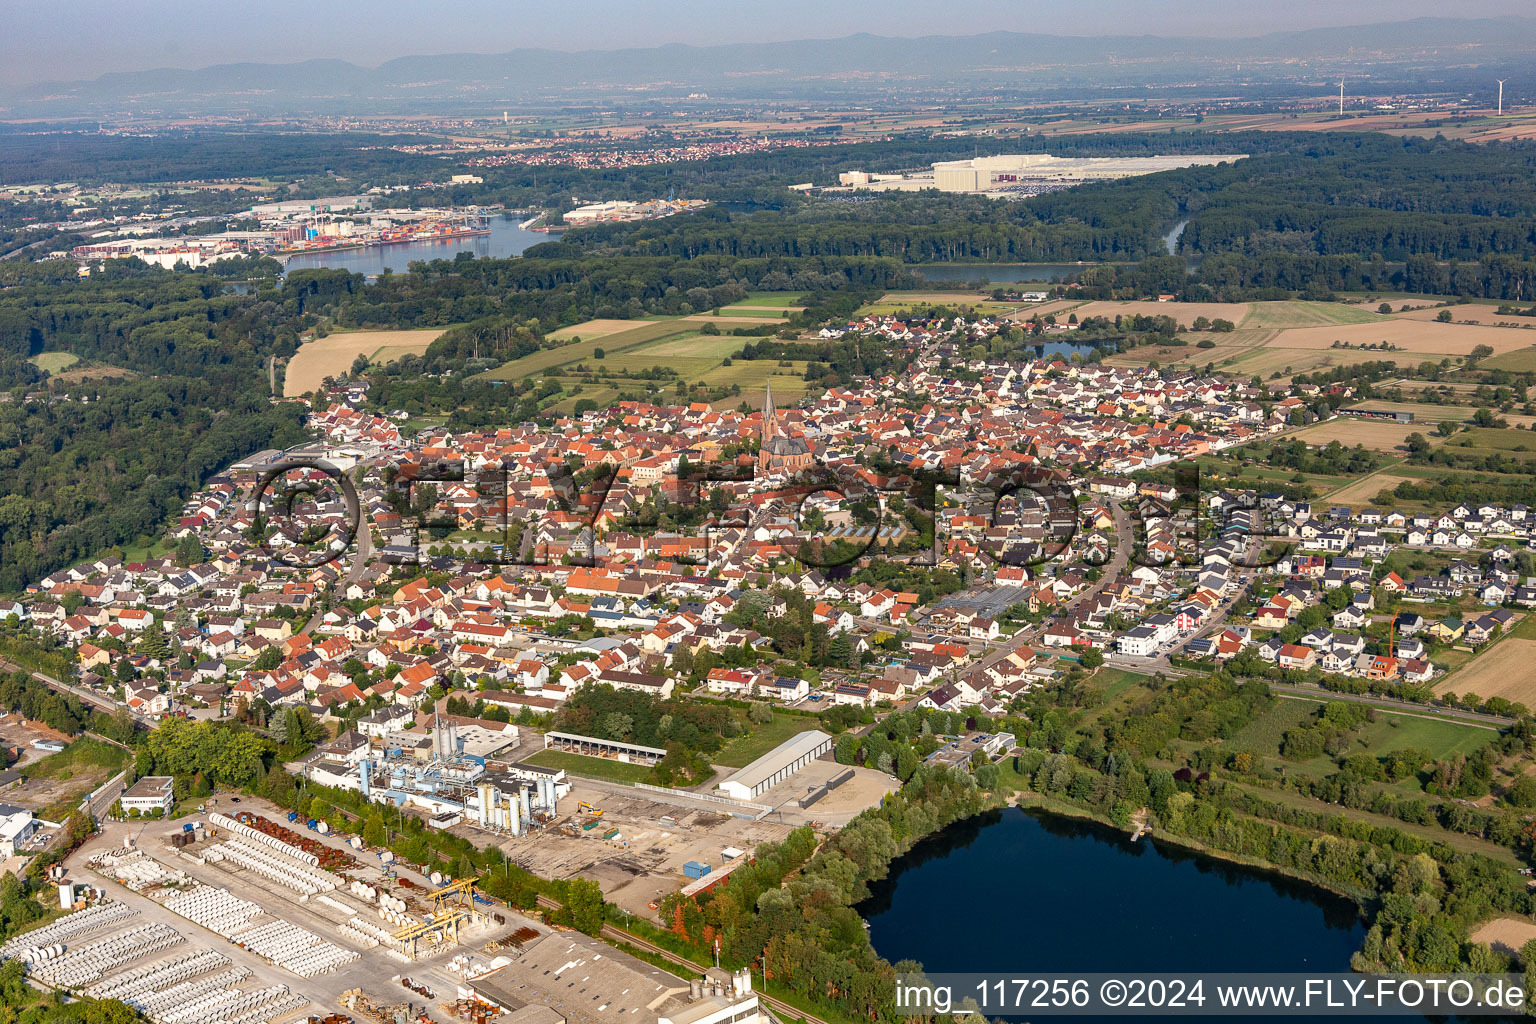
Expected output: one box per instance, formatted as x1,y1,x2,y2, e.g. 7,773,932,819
428,876,480,913
393,907,468,959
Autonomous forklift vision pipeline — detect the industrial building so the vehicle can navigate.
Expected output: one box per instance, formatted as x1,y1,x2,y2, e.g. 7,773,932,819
715,730,834,801
543,730,669,765
297,716,567,837
0,803,38,856
832,153,1247,195
119,776,175,816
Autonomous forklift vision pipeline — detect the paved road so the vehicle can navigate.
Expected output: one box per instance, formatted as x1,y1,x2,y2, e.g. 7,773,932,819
301,510,374,635
952,497,1137,680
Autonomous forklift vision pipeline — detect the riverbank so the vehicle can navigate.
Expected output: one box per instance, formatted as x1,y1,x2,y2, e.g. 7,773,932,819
278,227,490,261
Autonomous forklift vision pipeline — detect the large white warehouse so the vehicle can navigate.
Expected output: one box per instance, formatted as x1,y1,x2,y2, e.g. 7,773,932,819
715,730,834,801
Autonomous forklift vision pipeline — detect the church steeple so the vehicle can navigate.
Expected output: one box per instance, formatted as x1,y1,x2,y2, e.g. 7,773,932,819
762,381,778,443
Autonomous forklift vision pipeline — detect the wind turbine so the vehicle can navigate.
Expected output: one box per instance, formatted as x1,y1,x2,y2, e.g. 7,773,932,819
1498,80,1507,116
1338,79,1345,116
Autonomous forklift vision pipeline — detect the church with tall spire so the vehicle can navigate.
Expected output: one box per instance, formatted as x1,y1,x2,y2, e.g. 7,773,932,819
757,380,813,475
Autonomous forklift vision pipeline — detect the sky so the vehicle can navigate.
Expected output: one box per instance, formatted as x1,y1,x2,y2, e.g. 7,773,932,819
4,0,1532,88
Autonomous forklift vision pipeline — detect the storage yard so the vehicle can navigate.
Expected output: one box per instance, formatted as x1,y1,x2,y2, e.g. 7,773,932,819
491,766,896,921
13,810,545,1024
494,781,796,920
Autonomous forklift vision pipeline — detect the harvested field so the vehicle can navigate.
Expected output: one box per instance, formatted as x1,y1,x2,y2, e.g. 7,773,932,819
547,319,653,341
1322,473,1420,506
1074,300,1251,324
1289,419,1429,452
284,329,443,396
1436,638,1536,704
1266,320,1534,355
1392,304,1529,326
51,366,136,384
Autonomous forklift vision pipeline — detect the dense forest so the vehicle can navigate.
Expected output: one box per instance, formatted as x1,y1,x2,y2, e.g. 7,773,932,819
0,260,310,592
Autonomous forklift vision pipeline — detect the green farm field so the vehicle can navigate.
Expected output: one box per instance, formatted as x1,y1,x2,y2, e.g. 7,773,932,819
478,315,820,408
475,319,699,380
30,352,80,373
1238,300,1385,329
1481,346,1536,372
730,292,808,308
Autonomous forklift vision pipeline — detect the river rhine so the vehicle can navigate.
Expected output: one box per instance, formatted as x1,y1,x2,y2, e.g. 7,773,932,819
861,808,1365,975
282,214,549,276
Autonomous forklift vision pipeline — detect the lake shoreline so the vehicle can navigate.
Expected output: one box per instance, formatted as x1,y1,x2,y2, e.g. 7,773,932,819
1005,792,1372,911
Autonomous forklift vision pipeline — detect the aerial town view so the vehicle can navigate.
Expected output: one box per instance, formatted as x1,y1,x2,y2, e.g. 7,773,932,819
8,1,1536,1021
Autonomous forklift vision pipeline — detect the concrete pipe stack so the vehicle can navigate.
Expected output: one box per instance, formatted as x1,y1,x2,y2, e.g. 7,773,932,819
30,921,185,988
0,901,137,962
88,948,232,1002
162,885,262,938
208,814,320,867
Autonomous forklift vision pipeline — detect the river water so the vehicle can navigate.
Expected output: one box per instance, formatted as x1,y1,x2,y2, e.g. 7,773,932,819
1164,219,1190,255
861,807,1364,975
281,214,549,276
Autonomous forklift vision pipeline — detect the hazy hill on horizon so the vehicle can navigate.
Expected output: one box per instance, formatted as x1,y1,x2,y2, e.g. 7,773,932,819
6,16,1535,117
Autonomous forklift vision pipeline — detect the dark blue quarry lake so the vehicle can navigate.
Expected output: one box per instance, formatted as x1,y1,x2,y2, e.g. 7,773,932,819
860,807,1365,975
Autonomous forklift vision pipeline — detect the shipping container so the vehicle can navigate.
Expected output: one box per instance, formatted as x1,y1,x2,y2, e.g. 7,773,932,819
683,860,711,879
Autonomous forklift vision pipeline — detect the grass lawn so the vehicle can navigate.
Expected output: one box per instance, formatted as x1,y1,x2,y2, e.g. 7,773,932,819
525,749,656,784
1086,668,1151,701
1226,779,1521,865
118,536,176,563
715,711,816,768
1229,697,1496,793
30,352,80,373
1454,427,1536,452
1080,670,1159,728
1345,713,1496,761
